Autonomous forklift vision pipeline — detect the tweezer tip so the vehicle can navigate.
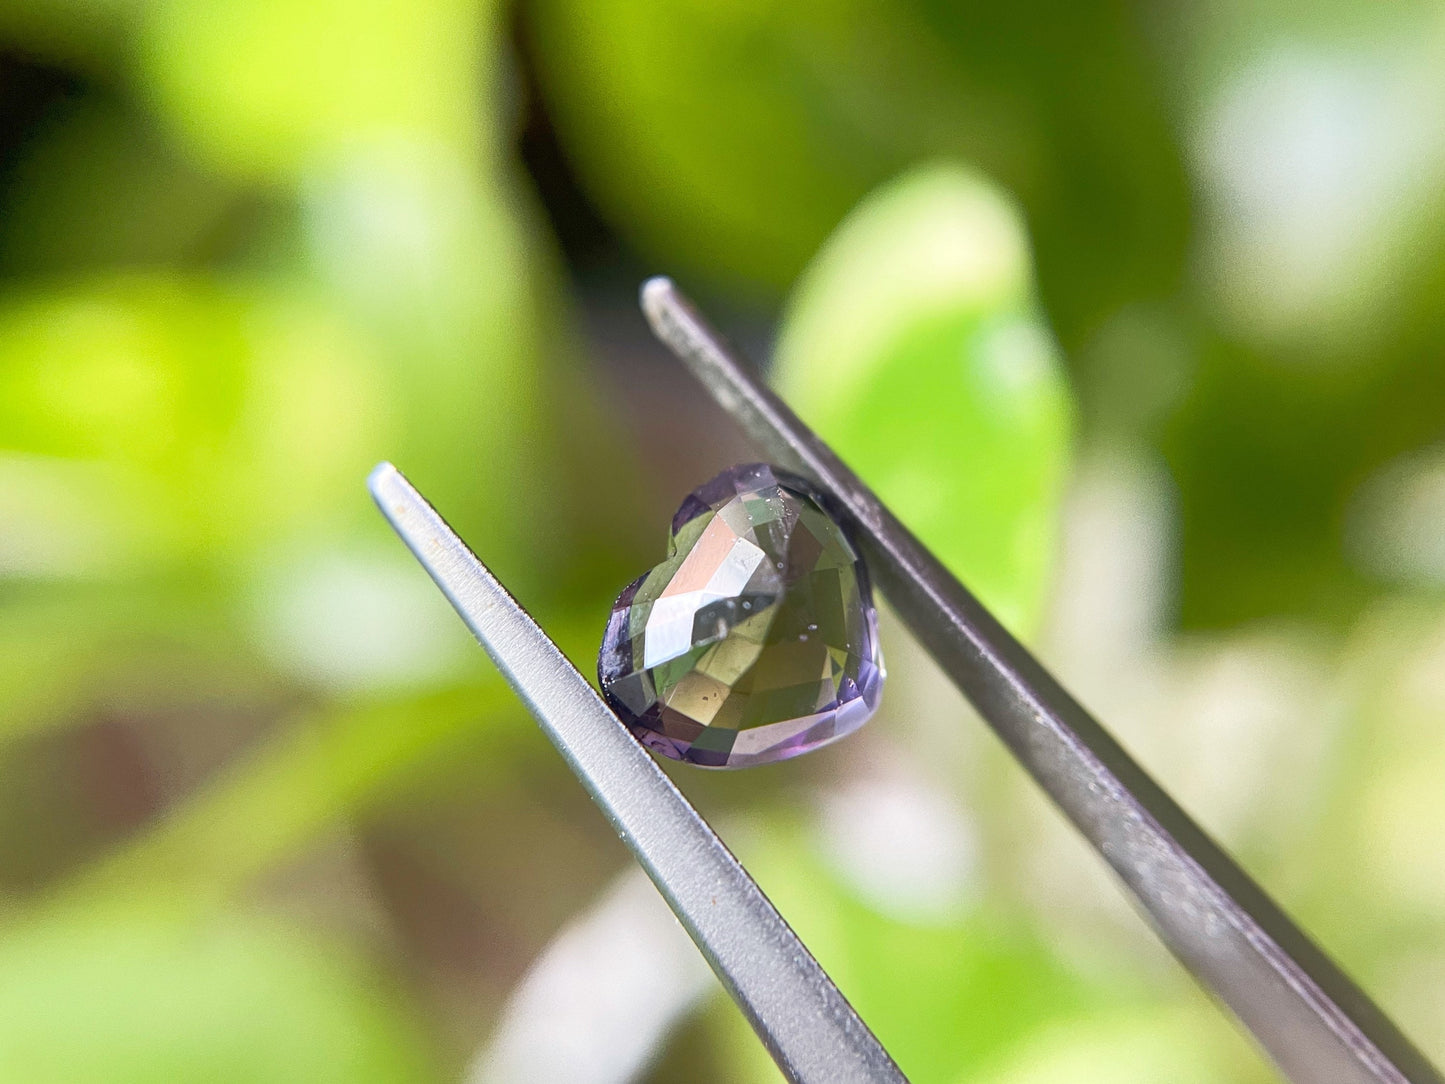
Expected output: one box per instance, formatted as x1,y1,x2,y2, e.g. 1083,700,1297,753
367,460,402,501
368,463,423,532
640,275,685,333
640,274,675,309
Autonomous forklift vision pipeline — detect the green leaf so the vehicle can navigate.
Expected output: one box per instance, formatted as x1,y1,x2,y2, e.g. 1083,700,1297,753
773,164,1074,634
708,822,1092,1083
138,0,492,180
0,274,396,574
525,0,1188,321
968,1005,1267,1084
524,0,885,295
0,909,439,1084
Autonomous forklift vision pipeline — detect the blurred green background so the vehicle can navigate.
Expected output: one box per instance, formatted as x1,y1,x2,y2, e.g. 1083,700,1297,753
1,0,1444,1080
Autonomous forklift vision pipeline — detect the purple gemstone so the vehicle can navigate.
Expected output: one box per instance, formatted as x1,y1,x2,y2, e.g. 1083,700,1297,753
599,464,885,768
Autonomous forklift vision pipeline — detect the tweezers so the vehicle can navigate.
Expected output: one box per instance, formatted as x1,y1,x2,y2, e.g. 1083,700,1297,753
370,277,1442,1084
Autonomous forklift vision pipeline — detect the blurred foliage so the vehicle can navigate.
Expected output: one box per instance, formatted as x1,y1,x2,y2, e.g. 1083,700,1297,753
712,820,1094,1082
0,908,437,1084
523,0,1189,344
139,0,487,180
775,164,1072,633
0,0,1442,1080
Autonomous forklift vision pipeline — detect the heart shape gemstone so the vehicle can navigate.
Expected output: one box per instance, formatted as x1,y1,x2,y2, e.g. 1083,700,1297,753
599,463,884,768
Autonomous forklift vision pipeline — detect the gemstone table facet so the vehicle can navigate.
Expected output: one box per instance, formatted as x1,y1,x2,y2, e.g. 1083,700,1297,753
599,463,884,768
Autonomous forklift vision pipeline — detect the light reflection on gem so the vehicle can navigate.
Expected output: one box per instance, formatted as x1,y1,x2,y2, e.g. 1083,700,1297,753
598,463,884,768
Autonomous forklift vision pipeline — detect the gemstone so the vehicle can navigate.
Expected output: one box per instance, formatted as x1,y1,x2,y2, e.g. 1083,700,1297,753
599,463,884,768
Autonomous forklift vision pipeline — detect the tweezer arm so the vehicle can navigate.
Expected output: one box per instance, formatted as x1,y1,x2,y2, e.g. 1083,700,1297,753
641,277,1442,1084
369,464,905,1084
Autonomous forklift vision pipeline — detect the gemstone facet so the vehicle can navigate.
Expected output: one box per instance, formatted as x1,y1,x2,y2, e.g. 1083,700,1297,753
599,463,884,768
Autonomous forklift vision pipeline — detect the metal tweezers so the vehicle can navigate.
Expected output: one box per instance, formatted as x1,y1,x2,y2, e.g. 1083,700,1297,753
370,278,1442,1084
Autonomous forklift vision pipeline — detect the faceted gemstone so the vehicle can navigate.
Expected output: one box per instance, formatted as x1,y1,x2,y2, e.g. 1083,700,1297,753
599,463,884,768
